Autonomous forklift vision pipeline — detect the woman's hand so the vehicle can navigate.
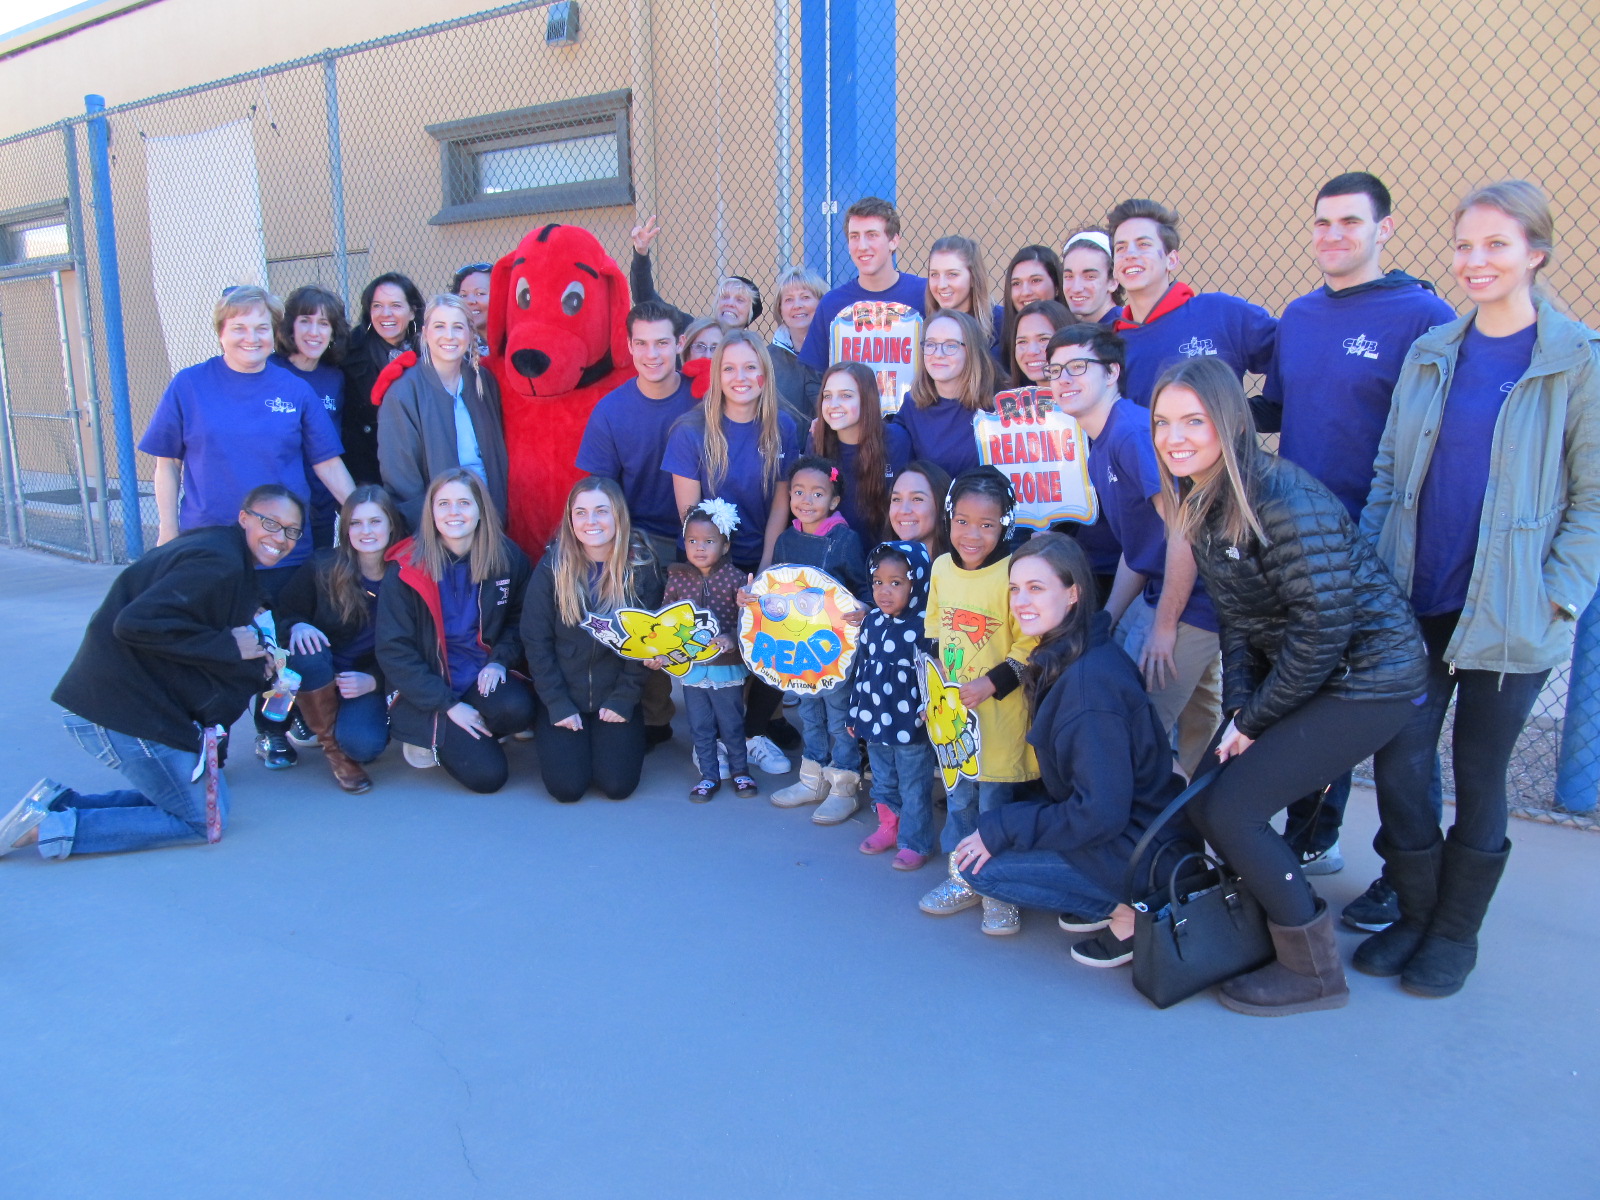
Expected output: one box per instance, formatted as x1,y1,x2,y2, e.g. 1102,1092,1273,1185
958,677,996,709
630,215,661,255
598,708,627,724
953,830,992,875
336,671,377,699
232,626,267,660
1215,718,1255,763
448,701,490,740
477,662,506,695
555,713,584,731
289,622,330,655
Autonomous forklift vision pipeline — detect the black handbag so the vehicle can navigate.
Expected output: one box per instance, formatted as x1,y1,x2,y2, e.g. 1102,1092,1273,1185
1119,771,1275,1010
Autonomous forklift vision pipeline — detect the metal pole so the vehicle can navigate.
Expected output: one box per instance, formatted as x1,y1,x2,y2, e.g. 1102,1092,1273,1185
64,120,113,560
322,57,351,315
52,271,98,561
1554,588,1600,813
775,0,793,279
85,94,143,558
823,0,833,282
0,295,25,547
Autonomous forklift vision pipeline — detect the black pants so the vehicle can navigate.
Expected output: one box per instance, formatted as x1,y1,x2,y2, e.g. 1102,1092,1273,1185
253,564,302,736
1373,610,1549,854
533,703,646,802
436,679,535,794
1188,692,1419,927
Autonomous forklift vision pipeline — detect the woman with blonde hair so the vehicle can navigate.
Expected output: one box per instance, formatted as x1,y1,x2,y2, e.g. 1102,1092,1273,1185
894,309,997,479
378,292,508,532
375,468,533,794
1150,356,1427,1015
1359,179,1600,998
771,264,827,414
924,235,997,359
520,476,664,802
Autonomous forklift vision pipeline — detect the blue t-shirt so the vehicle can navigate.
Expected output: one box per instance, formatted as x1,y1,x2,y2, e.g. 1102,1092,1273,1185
1118,291,1277,408
807,422,911,546
1086,398,1216,632
139,356,343,568
798,273,929,371
576,374,699,541
891,395,981,479
270,354,344,534
440,558,488,695
661,409,803,567
1267,280,1456,520
1410,321,1537,617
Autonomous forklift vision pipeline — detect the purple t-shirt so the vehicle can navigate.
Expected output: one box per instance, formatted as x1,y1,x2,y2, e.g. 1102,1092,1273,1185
1411,321,1537,617
661,409,803,567
576,374,698,541
139,356,342,567
798,274,929,371
1118,291,1277,408
891,396,981,480
807,422,911,546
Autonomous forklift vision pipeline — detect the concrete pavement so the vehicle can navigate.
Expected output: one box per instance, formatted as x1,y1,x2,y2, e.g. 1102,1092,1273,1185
0,546,1594,1199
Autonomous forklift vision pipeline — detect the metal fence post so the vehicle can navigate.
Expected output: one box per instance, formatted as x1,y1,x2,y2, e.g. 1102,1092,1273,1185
84,94,143,559
1554,588,1600,813
63,119,113,561
322,57,351,315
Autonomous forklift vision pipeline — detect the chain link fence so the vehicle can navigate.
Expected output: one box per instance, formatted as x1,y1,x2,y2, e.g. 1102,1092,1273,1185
0,0,1595,814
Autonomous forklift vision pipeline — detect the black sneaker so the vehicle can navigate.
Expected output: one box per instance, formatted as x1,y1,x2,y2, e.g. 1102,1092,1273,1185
286,712,319,750
1058,912,1112,933
255,733,298,770
1341,876,1399,932
1070,928,1135,968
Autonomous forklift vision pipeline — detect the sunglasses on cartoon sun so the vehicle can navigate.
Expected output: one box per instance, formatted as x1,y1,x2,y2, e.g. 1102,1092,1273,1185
758,587,826,620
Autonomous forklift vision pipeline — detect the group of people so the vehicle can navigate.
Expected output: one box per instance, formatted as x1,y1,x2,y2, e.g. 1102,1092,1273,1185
4,170,1596,1018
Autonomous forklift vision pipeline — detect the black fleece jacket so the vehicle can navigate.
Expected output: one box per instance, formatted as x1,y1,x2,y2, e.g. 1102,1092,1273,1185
52,525,268,752
978,613,1189,899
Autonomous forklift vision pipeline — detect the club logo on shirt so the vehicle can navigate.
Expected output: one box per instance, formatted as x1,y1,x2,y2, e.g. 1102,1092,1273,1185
322,396,338,411
1342,333,1381,359
495,578,511,605
1500,381,1516,394
1178,337,1217,357
264,397,297,414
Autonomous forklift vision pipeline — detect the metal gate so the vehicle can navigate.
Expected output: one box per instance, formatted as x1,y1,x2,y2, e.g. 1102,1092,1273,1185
0,270,97,560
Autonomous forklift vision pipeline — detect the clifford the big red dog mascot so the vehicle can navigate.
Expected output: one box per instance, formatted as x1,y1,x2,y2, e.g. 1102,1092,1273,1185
484,223,635,553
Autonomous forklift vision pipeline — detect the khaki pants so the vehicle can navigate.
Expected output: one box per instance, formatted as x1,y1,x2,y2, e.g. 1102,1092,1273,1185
1114,594,1222,778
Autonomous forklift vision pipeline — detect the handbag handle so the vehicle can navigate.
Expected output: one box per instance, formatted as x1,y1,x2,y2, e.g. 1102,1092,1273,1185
1164,850,1224,909
1120,769,1219,904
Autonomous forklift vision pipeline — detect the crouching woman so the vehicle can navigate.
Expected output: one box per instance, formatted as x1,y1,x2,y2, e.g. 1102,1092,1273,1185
951,533,1190,965
376,468,533,793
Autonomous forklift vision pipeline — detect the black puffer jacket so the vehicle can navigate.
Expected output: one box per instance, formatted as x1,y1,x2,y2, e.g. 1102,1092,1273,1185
341,325,416,485
1191,451,1427,739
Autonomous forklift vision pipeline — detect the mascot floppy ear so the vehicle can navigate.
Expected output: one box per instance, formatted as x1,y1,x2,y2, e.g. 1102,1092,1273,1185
602,253,632,369
487,250,516,364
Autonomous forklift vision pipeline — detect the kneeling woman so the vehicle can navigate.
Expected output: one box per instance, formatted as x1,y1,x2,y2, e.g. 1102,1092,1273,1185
279,485,403,793
376,468,534,793
1151,357,1427,1015
951,533,1189,964
521,477,664,803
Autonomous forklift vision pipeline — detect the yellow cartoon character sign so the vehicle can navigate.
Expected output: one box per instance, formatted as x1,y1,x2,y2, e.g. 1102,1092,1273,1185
738,565,861,694
920,653,980,787
583,602,723,677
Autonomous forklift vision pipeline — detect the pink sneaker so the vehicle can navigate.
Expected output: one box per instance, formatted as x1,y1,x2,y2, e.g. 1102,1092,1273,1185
892,848,929,871
858,803,899,854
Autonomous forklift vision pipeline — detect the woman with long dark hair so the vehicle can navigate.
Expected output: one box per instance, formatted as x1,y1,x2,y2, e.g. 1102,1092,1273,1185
1359,180,1600,998
1007,298,1074,390
272,285,351,548
342,272,426,484
809,361,911,545
950,533,1190,967
1151,356,1427,1015
996,245,1063,376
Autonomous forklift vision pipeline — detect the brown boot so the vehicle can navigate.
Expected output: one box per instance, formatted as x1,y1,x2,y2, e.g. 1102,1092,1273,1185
296,683,372,794
1219,899,1348,1016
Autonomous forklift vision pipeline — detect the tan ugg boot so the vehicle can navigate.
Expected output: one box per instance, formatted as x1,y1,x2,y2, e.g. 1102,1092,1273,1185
812,767,861,825
769,757,829,808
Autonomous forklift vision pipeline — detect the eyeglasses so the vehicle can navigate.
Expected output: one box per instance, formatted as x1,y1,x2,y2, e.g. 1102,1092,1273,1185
923,339,966,356
689,341,720,357
758,588,826,620
1044,358,1106,379
244,508,304,540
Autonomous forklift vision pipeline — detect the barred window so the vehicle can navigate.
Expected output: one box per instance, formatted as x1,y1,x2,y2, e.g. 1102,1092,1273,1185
0,204,70,272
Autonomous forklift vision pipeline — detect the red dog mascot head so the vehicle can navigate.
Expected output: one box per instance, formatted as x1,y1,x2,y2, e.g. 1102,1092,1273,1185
487,223,631,399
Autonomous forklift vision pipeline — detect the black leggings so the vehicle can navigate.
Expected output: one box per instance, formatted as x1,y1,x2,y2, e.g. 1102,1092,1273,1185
435,680,535,794
533,703,646,802
1188,692,1419,926
1373,610,1548,854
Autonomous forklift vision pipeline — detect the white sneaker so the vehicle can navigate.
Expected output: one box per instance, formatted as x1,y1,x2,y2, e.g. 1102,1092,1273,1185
402,743,437,769
1300,839,1344,876
745,735,792,776
0,778,65,856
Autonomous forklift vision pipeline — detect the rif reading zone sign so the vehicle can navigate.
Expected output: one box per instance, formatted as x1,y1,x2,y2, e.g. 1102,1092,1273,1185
974,386,1098,531
828,300,923,414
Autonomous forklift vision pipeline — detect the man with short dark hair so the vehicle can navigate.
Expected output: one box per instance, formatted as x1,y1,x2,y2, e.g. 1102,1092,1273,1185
797,196,927,376
1106,198,1277,407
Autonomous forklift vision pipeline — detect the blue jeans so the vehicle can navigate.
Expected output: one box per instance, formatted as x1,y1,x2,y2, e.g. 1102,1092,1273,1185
41,712,227,857
287,649,391,762
960,849,1118,918
942,778,1015,855
797,682,859,771
683,684,748,780
866,740,937,855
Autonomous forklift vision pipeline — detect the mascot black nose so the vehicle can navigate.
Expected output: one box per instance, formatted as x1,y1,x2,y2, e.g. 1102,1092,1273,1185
511,348,551,379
